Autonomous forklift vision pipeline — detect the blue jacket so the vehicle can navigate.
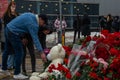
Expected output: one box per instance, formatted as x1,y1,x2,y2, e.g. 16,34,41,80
7,13,43,52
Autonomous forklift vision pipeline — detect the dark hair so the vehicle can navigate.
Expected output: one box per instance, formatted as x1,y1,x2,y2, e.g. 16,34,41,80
3,1,18,18
39,25,53,34
38,14,48,25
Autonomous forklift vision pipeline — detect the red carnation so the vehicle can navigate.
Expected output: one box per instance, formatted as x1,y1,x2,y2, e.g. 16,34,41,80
65,72,72,79
89,72,98,79
110,48,119,56
101,30,109,37
104,77,111,80
75,72,81,77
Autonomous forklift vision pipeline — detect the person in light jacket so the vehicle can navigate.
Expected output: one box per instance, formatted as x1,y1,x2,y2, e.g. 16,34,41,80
54,15,67,43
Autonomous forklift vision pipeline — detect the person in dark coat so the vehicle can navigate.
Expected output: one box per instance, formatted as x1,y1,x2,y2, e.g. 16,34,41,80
112,16,120,32
106,14,113,32
73,14,81,43
81,14,91,37
99,16,107,31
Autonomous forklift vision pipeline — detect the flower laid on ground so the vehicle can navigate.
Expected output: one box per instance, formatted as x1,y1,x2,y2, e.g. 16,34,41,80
46,30,120,80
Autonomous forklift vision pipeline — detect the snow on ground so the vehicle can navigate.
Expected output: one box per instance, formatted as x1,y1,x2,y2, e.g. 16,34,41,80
46,31,100,46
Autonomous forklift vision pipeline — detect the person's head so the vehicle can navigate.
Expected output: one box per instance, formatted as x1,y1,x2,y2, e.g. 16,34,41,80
39,25,53,35
4,1,17,17
107,14,112,21
30,10,35,14
114,16,119,21
38,14,48,26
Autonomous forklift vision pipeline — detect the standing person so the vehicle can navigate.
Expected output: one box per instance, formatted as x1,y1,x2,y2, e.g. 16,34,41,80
54,15,67,44
0,13,47,79
21,33,35,75
99,16,107,31
106,14,113,32
73,14,81,44
112,16,120,32
81,14,91,37
1,1,19,70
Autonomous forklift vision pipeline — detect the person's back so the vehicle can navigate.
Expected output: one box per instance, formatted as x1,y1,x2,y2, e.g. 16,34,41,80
82,16,90,25
7,13,38,34
100,17,106,29
81,14,91,37
73,15,81,43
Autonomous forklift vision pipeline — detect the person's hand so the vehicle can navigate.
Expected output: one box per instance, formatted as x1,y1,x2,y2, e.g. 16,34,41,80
40,52,47,62
22,38,28,45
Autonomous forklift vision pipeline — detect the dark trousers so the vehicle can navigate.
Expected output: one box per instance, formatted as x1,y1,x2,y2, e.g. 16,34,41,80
73,29,80,43
57,30,62,43
2,28,23,75
22,40,36,73
1,42,5,52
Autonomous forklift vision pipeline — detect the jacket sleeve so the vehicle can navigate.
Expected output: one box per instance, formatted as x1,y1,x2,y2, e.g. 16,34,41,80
39,33,46,49
28,24,43,53
54,19,59,28
62,20,67,29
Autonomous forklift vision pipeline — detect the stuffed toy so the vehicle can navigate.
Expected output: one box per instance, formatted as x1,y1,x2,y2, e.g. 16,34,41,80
29,44,65,80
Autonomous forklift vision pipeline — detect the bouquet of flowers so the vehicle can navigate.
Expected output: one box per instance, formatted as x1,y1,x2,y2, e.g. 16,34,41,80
47,30,120,80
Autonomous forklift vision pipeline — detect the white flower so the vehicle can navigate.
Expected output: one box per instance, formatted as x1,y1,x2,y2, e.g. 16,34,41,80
51,70,63,79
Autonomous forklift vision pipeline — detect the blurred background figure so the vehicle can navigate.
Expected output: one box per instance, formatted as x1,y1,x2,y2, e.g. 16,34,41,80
106,14,113,32
112,16,120,32
81,13,91,37
73,13,81,44
99,16,107,31
54,14,67,44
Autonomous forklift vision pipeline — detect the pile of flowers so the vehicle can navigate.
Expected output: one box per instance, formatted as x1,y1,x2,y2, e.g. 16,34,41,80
47,30,120,80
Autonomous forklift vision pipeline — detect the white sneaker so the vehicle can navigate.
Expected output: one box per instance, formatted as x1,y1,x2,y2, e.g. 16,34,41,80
0,69,11,76
13,73,28,79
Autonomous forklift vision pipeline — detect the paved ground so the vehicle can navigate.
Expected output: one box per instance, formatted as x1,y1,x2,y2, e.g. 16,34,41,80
0,53,44,80
0,31,99,80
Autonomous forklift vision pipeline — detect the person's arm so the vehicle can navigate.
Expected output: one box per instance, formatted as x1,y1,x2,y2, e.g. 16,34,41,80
28,24,43,52
28,24,47,62
41,34,46,49
38,31,47,49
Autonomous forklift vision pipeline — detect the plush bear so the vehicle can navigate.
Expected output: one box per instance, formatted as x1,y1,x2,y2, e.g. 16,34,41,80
29,44,65,80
